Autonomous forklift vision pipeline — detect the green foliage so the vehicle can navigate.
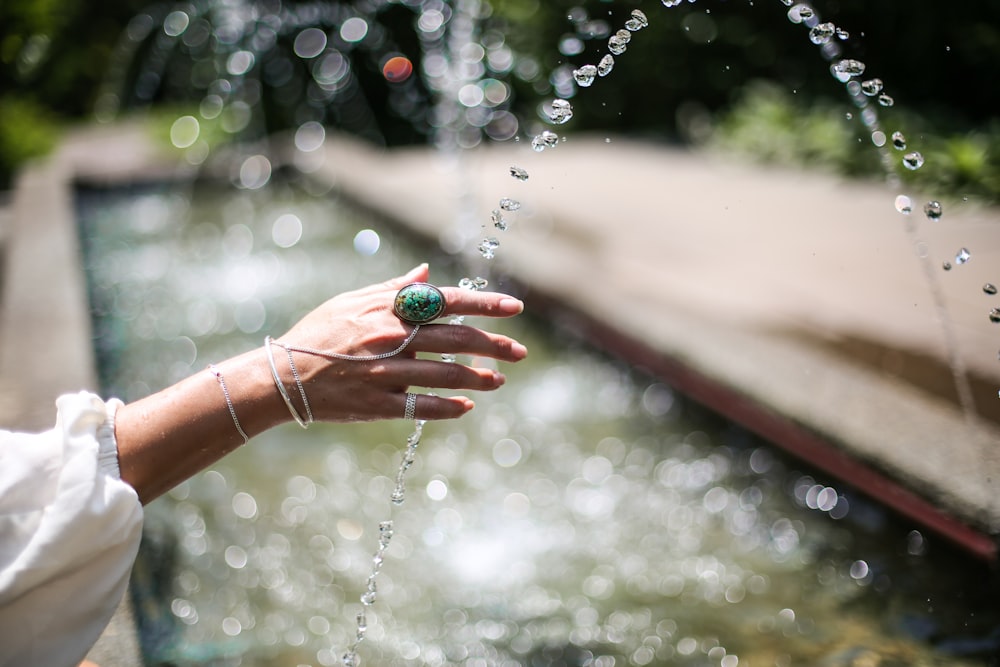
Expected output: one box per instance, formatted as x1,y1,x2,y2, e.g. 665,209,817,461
0,97,61,187
707,82,1000,203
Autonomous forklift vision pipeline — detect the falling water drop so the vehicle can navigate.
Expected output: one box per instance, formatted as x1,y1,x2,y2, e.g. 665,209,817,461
662,0,684,7
626,10,649,31
894,195,912,215
509,165,529,181
573,64,598,87
459,277,489,291
608,29,631,55
836,27,850,40
984,283,998,296
891,131,907,150
942,262,952,271
902,152,924,171
500,197,521,211
491,209,507,231
861,78,883,96
990,308,1000,324
809,23,836,45
954,248,971,265
598,54,615,77
923,201,943,220
878,93,895,107
831,59,866,82
531,130,559,152
547,98,573,124
478,237,500,259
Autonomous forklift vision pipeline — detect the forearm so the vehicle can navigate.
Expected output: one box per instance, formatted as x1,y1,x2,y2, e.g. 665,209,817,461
115,348,288,504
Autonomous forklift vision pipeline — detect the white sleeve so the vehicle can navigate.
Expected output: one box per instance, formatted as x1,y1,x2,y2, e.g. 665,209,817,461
0,391,144,667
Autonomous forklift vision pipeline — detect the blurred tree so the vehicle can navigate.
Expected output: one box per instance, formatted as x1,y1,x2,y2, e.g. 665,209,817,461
1,0,998,192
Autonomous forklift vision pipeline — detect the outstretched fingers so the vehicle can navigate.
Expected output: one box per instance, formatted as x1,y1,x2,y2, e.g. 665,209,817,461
411,324,527,362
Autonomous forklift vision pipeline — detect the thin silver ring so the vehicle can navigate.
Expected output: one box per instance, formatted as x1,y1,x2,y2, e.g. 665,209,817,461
404,392,417,421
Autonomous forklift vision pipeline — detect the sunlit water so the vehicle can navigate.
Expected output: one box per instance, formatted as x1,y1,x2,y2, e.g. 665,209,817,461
78,182,999,667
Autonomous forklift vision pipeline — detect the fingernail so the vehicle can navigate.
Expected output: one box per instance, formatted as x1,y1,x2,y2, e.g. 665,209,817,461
494,371,507,386
511,342,528,359
406,263,429,279
499,298,524,314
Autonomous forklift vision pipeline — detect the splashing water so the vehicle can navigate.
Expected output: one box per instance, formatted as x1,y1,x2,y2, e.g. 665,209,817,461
573,64,598,87
923,201,943,220
547,99,574,124
902,151,925,170
509,165,529,181
478,237,500,259
499,197,521,212
594,55,613,78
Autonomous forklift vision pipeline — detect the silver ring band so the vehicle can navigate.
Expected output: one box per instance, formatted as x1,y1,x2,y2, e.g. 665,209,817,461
404,392,417,421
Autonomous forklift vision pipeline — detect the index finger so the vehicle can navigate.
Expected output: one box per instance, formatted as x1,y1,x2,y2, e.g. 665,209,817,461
440,288,525,319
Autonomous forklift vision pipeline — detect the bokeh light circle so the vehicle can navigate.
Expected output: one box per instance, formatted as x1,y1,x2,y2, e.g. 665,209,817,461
382,56,414,83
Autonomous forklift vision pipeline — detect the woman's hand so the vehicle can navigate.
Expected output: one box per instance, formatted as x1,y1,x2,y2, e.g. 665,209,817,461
115,264,527,504
276,263,527,422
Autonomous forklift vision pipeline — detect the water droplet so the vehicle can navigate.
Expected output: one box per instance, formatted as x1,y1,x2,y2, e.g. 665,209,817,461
861,78,883,96
608,29,631,55
955,248,971,265
878,93,894,107
990,308,1000,324
983,283,998,295
942,261,952,271
509,165,529,181
478,237,500,259
491,209,507,230
361,590,376,606
626,10,649,31
902,151,925,171
547,98,573,124
662,0,685,7
845,112,853,120
598,54,615,77
500,197,521,211
809,22,836,45
531,130,559,152
458,277,488,291
923,201,942,220
891,131,906,150
573,64,598,87
894,195,912,214
836,27,850,40
831,59,865,82
871,131,887,147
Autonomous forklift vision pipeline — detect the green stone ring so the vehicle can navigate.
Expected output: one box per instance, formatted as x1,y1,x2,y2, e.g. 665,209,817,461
393,282,447,324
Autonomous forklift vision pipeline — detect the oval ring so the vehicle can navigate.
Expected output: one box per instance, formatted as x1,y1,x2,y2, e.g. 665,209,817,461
393,282,447,325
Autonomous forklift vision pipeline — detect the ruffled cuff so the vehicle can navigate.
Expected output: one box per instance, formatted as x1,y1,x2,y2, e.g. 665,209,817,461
97,397,125,479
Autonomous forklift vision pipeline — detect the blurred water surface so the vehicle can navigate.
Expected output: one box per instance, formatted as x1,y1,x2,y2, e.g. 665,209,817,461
78,181,999,666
